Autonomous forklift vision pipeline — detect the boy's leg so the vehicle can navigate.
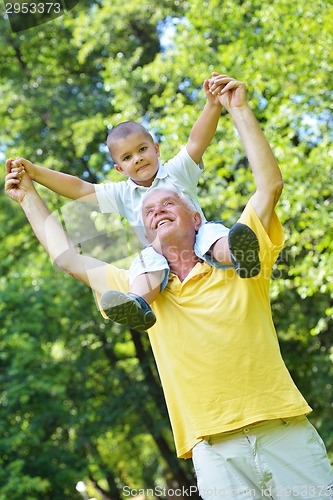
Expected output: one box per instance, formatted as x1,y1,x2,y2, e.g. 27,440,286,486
100,248,169,331
131,270,165,304
209,236,232,265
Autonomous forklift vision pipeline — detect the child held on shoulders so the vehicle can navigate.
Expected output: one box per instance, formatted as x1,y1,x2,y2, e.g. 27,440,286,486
10,73,260,332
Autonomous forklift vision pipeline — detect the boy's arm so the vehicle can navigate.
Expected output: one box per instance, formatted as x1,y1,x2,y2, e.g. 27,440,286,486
5,160,109,294
186,72,224,165
216,76,284,231
11,157,97,202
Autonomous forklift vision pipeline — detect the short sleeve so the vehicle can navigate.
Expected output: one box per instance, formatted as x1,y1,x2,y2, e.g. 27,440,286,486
163,147,202,192
94,182,125,215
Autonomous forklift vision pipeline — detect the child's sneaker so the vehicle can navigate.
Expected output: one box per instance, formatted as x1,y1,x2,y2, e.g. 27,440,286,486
101,290,156,331
228,223,260,278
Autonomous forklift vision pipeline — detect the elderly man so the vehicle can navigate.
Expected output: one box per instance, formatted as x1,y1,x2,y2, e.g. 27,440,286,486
5,174,333,499
5,79,333,497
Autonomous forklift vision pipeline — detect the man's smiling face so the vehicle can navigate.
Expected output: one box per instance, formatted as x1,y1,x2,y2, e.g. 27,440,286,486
142,189,202,248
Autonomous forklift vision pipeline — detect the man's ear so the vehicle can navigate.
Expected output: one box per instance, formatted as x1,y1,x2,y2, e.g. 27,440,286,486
193,212,202,231
114,164,125,175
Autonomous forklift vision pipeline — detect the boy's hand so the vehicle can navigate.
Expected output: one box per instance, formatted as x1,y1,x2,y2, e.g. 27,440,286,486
203,76,223,107
5,158,35,204
208,74,248,112
10,157,37,180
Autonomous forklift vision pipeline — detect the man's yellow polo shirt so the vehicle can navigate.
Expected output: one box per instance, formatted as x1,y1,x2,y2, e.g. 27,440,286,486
102,200,311,459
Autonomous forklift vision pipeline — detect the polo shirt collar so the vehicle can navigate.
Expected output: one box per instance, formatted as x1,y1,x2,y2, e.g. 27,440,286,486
127,164,167,192
167,261,212,289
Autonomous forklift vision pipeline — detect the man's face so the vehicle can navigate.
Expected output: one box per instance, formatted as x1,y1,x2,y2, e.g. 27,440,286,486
112,132,160,187
142,190,201,248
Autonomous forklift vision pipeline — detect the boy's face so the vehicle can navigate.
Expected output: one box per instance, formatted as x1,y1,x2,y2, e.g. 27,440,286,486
112,132,160,187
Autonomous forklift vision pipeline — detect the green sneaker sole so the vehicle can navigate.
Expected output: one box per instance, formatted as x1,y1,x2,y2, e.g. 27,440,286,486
228,223,260,278
101,290,156,331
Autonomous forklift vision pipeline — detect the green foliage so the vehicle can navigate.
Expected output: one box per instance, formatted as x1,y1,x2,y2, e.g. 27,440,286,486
1,0,332,496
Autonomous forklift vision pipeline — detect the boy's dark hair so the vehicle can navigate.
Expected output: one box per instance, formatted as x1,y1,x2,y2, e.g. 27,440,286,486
107,121,154,161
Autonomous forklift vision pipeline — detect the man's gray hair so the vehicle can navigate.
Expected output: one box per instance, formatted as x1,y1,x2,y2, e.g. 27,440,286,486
142,187,197,213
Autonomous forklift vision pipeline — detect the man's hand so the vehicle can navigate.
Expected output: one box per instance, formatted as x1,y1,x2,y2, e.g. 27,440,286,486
5,158,35,204
209,74,248,112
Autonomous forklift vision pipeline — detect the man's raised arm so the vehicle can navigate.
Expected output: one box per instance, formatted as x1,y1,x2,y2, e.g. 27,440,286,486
214,76,283,231
5,159,110,295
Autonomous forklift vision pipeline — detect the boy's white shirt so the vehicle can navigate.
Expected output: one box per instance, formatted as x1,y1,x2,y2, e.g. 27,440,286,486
94,147,206,246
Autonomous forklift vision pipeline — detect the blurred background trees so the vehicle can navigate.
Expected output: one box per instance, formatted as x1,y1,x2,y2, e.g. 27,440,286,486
0,0,332,497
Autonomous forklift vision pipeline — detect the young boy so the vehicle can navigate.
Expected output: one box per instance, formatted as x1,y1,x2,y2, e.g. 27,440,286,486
11,73,260,331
